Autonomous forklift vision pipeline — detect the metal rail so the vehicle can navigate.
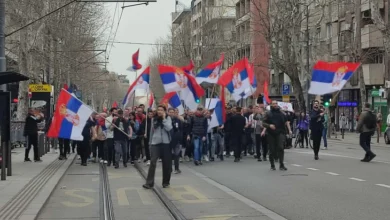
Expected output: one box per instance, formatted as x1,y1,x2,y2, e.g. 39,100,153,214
100,163,115,220
134,163,187,220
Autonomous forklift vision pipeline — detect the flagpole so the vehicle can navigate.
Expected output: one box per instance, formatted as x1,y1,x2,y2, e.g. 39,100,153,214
132,70,138,107
145,90,149,135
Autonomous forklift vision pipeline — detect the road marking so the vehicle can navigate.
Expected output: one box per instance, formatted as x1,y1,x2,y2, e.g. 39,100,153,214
62,188,95,207
307,168,318,171
292,151,390,165
164,185,211,203
117,187,153,206
187,167,288,220
376,184,390,189
193,214,238,220
325,172,340,176
349,178,366,182
291,164,302,167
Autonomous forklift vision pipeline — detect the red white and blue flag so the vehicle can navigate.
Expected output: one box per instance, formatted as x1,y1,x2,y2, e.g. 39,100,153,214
196,53,224,85
309,61,360,95
148,92,155,109
208,86,226,130
122,66,150,107
182,60,196,78
126,49,143,72
47,89,94,141
160,92,184,115
218,57,254,97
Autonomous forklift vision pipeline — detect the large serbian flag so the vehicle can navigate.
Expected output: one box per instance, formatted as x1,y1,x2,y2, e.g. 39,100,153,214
126,49,142,72
122,66,150,106
47,89,94,141
308,61,360,95
218,57,254,96
196,53,224,84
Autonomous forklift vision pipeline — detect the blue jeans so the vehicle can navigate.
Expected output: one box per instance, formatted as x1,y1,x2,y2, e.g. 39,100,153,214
322,128,328,147
193,136,203,161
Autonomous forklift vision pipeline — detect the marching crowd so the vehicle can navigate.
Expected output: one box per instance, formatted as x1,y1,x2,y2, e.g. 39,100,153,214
22,99,379,188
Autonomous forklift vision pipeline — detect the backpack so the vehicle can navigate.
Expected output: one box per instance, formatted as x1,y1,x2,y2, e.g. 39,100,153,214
364,111,377,129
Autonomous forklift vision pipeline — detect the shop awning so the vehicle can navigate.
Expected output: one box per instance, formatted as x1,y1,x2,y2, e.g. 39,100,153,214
0,71,29,85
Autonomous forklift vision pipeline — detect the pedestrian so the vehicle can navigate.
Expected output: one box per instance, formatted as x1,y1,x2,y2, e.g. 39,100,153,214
58,138,70,160
105,108,117,166
310,100,324,160
322,107,329,150
263,101,291,170
297,111,309,148
111,109,132,169
188,107,208,165
230,106,246,162
140,110,154,166
95,114,107,163
376,112,382,143
79,115,97,166
339,112,348,138
135,107,146,162
356,103,377,162
169,108,183,174
24,108,44,162
143,105,173,189
253,106,267,161
224,106,234,157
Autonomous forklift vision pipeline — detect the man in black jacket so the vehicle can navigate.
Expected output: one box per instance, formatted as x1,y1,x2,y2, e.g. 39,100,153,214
230,107,246,162
24,108,43,162
139,110,153,165
310,100,324,160
224,106,233,157
169,108,183,173
263,101,292,170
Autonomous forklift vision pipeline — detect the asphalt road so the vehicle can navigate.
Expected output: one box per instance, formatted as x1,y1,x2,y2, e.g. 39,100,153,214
188,139,390,220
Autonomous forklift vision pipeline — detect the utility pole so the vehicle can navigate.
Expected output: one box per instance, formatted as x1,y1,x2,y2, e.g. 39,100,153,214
0,0,6,92
355,0,366,104
305,4,310,112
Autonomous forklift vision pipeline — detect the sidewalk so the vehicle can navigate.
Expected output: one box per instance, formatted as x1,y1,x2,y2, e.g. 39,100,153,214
327,132,389,147
0,147,75,220
136,163,286,220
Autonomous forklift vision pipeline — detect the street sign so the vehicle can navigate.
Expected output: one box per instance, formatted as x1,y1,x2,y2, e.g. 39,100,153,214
282,95,290,102
29,84,52,93
282,84,290,95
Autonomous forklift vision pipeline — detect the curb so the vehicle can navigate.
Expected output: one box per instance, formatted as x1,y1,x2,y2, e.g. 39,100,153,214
18,154,77,220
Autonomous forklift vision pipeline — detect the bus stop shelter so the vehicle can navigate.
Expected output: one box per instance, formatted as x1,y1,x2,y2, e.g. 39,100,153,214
0,71,29,180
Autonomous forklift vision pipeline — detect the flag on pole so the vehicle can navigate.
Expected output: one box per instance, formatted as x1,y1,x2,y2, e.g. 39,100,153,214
122,66,150,107
218,58,254,96
308,61,360,95
196,53,224,84
47,89,94,141
126,49,143,72
263,80,271,104
148,92,155,109
160,92,184,115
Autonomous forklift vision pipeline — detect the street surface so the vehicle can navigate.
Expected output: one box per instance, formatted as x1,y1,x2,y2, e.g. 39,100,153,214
189,138,390,220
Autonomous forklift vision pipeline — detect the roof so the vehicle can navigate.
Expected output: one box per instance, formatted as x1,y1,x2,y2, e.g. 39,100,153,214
0,71,29,85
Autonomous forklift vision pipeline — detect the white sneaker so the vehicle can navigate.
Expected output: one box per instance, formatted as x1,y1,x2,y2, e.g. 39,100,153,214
146,160,150,166
184,156,190,162
138,159,141,163
158,159,162,162
104,160,108,164
204,155,209,162
100,159,104,163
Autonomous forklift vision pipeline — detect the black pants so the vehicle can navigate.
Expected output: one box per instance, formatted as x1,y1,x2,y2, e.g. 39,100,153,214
245,130,253,154
184,137,193,158
25,134,39,160
58,138,70,158
79,140,91,164
255,134,268,159
172,144,181,171
92,140,105,159
146,144,172,186
144,137,151,161
360,132,374,156
231,132,242,159
312,131,322,156
299,130,308,147
224,132,231,154
267,133,285,166
71,141,77,153
129,139,137,162
106,138,115,164
136,137,145,159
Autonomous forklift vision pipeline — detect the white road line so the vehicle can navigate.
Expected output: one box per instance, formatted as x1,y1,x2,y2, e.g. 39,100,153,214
325,172,340,176
291,164,302,167
307,168,318,171
349,178,366,182
291,151,390,165
376,184,390,189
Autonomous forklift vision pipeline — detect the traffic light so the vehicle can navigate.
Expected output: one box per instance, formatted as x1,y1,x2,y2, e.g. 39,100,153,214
196,98,200,103
323,94,332,107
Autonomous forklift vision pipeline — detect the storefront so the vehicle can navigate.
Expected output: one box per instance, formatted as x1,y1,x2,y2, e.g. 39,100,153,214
369,88,387,132
336,89,360,131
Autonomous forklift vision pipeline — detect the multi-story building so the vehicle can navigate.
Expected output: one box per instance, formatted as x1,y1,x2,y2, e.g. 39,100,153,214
172,8,192,66
302,0,388,126
234,0,269,97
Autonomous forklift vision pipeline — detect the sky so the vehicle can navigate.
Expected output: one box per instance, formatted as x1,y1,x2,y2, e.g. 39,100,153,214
105,0,191,84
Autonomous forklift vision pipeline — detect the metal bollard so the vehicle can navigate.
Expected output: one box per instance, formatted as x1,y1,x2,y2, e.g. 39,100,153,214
38,132,44,157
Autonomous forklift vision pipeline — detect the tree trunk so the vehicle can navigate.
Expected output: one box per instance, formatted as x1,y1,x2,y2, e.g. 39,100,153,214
16,28,30,121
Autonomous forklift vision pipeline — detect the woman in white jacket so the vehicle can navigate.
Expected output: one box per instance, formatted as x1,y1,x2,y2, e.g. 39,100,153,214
339,113,348,138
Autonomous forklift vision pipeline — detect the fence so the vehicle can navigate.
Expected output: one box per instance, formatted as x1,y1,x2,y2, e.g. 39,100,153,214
10,121,26,148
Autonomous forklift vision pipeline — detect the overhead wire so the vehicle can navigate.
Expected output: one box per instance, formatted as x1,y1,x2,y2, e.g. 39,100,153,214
107,2,126,61
104,2,119,64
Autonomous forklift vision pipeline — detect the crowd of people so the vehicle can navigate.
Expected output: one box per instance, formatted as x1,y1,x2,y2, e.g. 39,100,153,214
22,99,379,188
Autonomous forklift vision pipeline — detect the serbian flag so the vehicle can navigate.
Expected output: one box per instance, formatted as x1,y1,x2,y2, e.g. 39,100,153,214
196,54,224,85
308,61,360,95
148,92,155,109
218,57,254,96
180,72,205,111
47,89,94,141
263,80,271,104
182,60,196,78
160,92,184,115
208,87,226,130
122,66,150,106
233,74,257,101
126,49,142,72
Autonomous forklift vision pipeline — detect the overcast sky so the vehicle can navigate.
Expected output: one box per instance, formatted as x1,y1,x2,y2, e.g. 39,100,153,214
105,0,191,84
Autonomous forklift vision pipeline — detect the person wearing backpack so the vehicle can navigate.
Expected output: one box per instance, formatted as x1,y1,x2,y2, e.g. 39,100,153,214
356,103,377,162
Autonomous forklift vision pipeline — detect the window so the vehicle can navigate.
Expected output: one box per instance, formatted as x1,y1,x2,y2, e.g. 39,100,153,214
316,27,321,42
326,23,332,39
